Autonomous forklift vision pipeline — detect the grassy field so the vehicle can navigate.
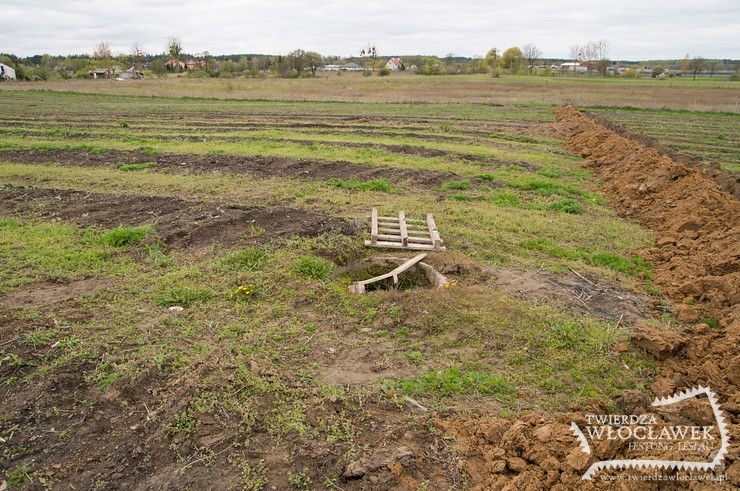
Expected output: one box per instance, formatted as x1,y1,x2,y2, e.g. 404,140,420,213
2,73,739,111
590,106,740,172
0,83,729,488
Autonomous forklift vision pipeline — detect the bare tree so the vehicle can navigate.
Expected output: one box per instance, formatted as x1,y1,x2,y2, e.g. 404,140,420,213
587,40,610,76
130,43,146,70
569,44,583,74
94,41,112,70
360,43,379,70
689,56,707,80
522,44,542,74
707,61,717,77
167,37,183,60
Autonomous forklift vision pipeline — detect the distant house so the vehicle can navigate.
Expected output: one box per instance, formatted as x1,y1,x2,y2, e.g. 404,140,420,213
119,68,144,80
323,64,342,71
0,63,16,81
165,60,186,71
186,60,206,70
88,68,112,79
342,62,365,71
385,57,404,71
560,62,588,73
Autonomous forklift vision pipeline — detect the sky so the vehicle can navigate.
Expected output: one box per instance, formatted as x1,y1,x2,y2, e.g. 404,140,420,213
1,0,739,61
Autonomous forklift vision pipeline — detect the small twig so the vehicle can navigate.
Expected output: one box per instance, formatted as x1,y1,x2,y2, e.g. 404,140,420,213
613,314,624,330
403,395,429,412
571,294,592,310
302,333,315,345
229,384,252,398
462,329,480,343
0,337,20,347
180,445,232,473
569,267,595,285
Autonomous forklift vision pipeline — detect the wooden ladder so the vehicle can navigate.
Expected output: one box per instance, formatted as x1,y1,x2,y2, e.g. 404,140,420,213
365,208,445,251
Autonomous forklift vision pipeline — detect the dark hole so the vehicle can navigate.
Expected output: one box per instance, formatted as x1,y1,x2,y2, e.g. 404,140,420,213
340,262,431,291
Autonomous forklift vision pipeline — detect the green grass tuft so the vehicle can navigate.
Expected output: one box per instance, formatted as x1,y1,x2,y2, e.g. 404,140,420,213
699,318,720,329
216,246,268,272
326,177,394,193
474,173,496,181
0,217,22,228
398,367,515,398
98,225,154,247
489,190,521,207
438,180,473,191
550,199,584,214
448,192,473,201
294,256,335,280
586,253,652,278
155,286,213,307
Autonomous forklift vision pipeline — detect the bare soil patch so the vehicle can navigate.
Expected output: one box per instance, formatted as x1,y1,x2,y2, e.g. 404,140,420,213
0,184,359,249
0,278,109,311
0,304,465,489
0,148,460,188
491,267,653,323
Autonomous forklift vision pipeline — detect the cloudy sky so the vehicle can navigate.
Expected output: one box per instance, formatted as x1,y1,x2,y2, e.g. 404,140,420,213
2,0,738,60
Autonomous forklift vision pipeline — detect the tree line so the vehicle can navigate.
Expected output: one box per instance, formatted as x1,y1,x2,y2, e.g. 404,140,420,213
1,37,736,81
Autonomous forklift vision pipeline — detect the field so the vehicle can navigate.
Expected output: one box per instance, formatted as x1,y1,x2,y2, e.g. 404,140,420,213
2,73,739,111
589,107,740,172
0,77,738,489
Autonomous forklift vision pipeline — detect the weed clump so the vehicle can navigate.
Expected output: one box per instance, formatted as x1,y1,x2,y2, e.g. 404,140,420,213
550,199,583,214
155,286,213,307
438,180,473,191
217,246,268,271
230,284,258,302
294,256,335,280
489,190,521,207
474,173,496,181
449,193,472,201
98,225,154,247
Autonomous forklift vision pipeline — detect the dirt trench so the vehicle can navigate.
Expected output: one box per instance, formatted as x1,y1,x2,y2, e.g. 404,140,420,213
438,107,740,489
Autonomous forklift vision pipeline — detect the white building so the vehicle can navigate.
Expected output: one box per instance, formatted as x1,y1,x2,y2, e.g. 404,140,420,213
385,57,404,71
0,63,16,81
560,62,588,73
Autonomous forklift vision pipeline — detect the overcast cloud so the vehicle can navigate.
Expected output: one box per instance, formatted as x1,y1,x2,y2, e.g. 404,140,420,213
1,0,738,60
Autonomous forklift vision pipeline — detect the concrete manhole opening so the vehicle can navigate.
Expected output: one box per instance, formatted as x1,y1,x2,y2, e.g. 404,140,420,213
336,256,449,293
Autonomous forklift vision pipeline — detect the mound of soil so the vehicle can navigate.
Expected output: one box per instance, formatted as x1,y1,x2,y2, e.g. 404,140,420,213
556,106,739,324
0,185,359,249
582,110,740,200
435,107,740,489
